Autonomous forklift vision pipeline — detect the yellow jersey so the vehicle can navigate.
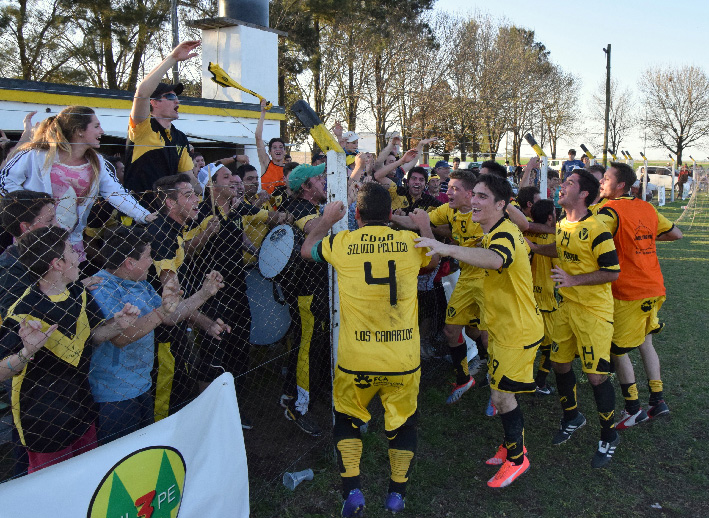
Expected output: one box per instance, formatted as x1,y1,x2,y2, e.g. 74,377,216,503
555,212,620,320
525,229,558,312
428,203,484,279
315,224,431,373
480,218,544,348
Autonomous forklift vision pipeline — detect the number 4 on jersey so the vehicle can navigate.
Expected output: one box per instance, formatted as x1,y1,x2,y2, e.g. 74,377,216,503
364,260,397,306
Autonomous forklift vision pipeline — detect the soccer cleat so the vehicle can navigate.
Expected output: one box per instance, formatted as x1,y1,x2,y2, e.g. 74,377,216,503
284,406,322,437
341,488,365,517
551,412,587,445
485,396,498,417
648,400,670,419
591,434,620,468
485,444,528,465
535,385,556,397
615,408,649,430
468,355,486,376
384,492,405,513
446,376,475,404
487,456,530,488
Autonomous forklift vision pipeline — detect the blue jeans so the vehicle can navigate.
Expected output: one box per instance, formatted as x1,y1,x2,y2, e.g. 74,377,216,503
97,391,153,445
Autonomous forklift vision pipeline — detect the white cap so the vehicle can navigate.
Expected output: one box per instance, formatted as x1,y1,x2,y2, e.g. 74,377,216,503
342,131,359,143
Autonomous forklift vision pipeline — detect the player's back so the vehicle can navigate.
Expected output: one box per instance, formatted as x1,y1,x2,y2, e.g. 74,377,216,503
320,224,430,373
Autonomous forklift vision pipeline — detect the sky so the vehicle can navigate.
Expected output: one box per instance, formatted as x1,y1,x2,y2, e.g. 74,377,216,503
433,0,709,161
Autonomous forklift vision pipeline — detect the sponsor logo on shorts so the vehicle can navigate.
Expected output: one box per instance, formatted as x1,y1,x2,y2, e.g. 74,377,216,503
354,374,403,389
641,300,653,312
354,374,372,388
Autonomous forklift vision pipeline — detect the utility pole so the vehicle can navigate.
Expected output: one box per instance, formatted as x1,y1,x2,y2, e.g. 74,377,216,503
171,0,179,83
603,44,611,167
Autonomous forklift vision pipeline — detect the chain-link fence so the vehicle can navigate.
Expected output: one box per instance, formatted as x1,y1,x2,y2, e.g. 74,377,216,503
0,182,460,512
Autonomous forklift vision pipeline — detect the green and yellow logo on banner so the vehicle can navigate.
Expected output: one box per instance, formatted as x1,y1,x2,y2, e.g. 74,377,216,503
87,446,186,518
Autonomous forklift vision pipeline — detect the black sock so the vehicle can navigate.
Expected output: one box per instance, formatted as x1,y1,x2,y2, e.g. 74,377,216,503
555,369,579,422
449,343,469,385
592,378,617,442
535,347,551,387
620,382,640,414
500,405,525,465
648,380,664,406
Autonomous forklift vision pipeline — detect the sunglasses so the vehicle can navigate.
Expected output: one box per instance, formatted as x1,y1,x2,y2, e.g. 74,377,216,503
158,93,179,101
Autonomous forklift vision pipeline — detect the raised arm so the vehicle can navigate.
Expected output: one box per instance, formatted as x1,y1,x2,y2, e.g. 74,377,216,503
518,157,539,188
375,133,401,169
301,201,345,260
402,138,436,174
374,149,418,186
131,41,200,125
255,99,271,173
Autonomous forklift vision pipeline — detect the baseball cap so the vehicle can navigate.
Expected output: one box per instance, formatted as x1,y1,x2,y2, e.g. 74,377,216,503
151,82,184,100
428,173,440,181
197,163,227,191
288,163,326,191
342,131,359,143
434,160,450,169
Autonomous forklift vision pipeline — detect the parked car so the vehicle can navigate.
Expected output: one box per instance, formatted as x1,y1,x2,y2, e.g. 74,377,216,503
460,161,483,170
635,166,693,191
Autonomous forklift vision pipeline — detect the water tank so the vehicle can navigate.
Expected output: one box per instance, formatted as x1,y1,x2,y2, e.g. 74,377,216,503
219,0,269,27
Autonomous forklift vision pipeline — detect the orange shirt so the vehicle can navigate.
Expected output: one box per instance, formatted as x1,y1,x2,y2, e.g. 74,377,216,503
600,197,673,300
261,161,285,194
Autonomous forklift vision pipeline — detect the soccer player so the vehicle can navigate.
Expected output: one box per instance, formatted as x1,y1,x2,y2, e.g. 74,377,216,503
527,198,558,395
529,170,621,468
596,163,682,428
301,183,438,516
416,174,544,488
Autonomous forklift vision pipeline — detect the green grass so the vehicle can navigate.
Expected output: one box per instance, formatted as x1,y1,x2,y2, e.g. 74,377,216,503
255,194,709,518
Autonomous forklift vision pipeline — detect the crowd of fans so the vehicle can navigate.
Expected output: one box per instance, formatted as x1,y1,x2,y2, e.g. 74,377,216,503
0,40,687,516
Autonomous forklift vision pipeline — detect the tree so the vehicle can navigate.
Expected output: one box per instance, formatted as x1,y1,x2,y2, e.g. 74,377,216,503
60,0,171,90
589,79,634,158
0,0,83,82
542,66,580,159
638,65,709,165
500,26,552,164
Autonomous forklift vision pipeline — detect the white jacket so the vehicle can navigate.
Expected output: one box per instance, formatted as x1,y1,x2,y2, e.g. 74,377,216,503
0,149,151,247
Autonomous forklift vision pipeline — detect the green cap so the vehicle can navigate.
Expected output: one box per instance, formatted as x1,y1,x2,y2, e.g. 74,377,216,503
288,163,326,191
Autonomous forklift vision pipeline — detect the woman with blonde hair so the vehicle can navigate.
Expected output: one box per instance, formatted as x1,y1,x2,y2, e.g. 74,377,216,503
0,106,155,261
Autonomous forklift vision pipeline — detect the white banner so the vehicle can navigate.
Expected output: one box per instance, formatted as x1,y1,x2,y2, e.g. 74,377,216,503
0,373,249,518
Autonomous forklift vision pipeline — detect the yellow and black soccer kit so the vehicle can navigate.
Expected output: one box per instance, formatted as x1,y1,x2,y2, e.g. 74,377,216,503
242,204,270,266
552,211,620,441
190,200,262,394
147,213,200,421
479,217,544,465
0,284,103,453
124,117,193,209
280,197,330,418
313,223,430,498
480,218,544,394
525,228,558,388
428,203,485,382
597,196,675,412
